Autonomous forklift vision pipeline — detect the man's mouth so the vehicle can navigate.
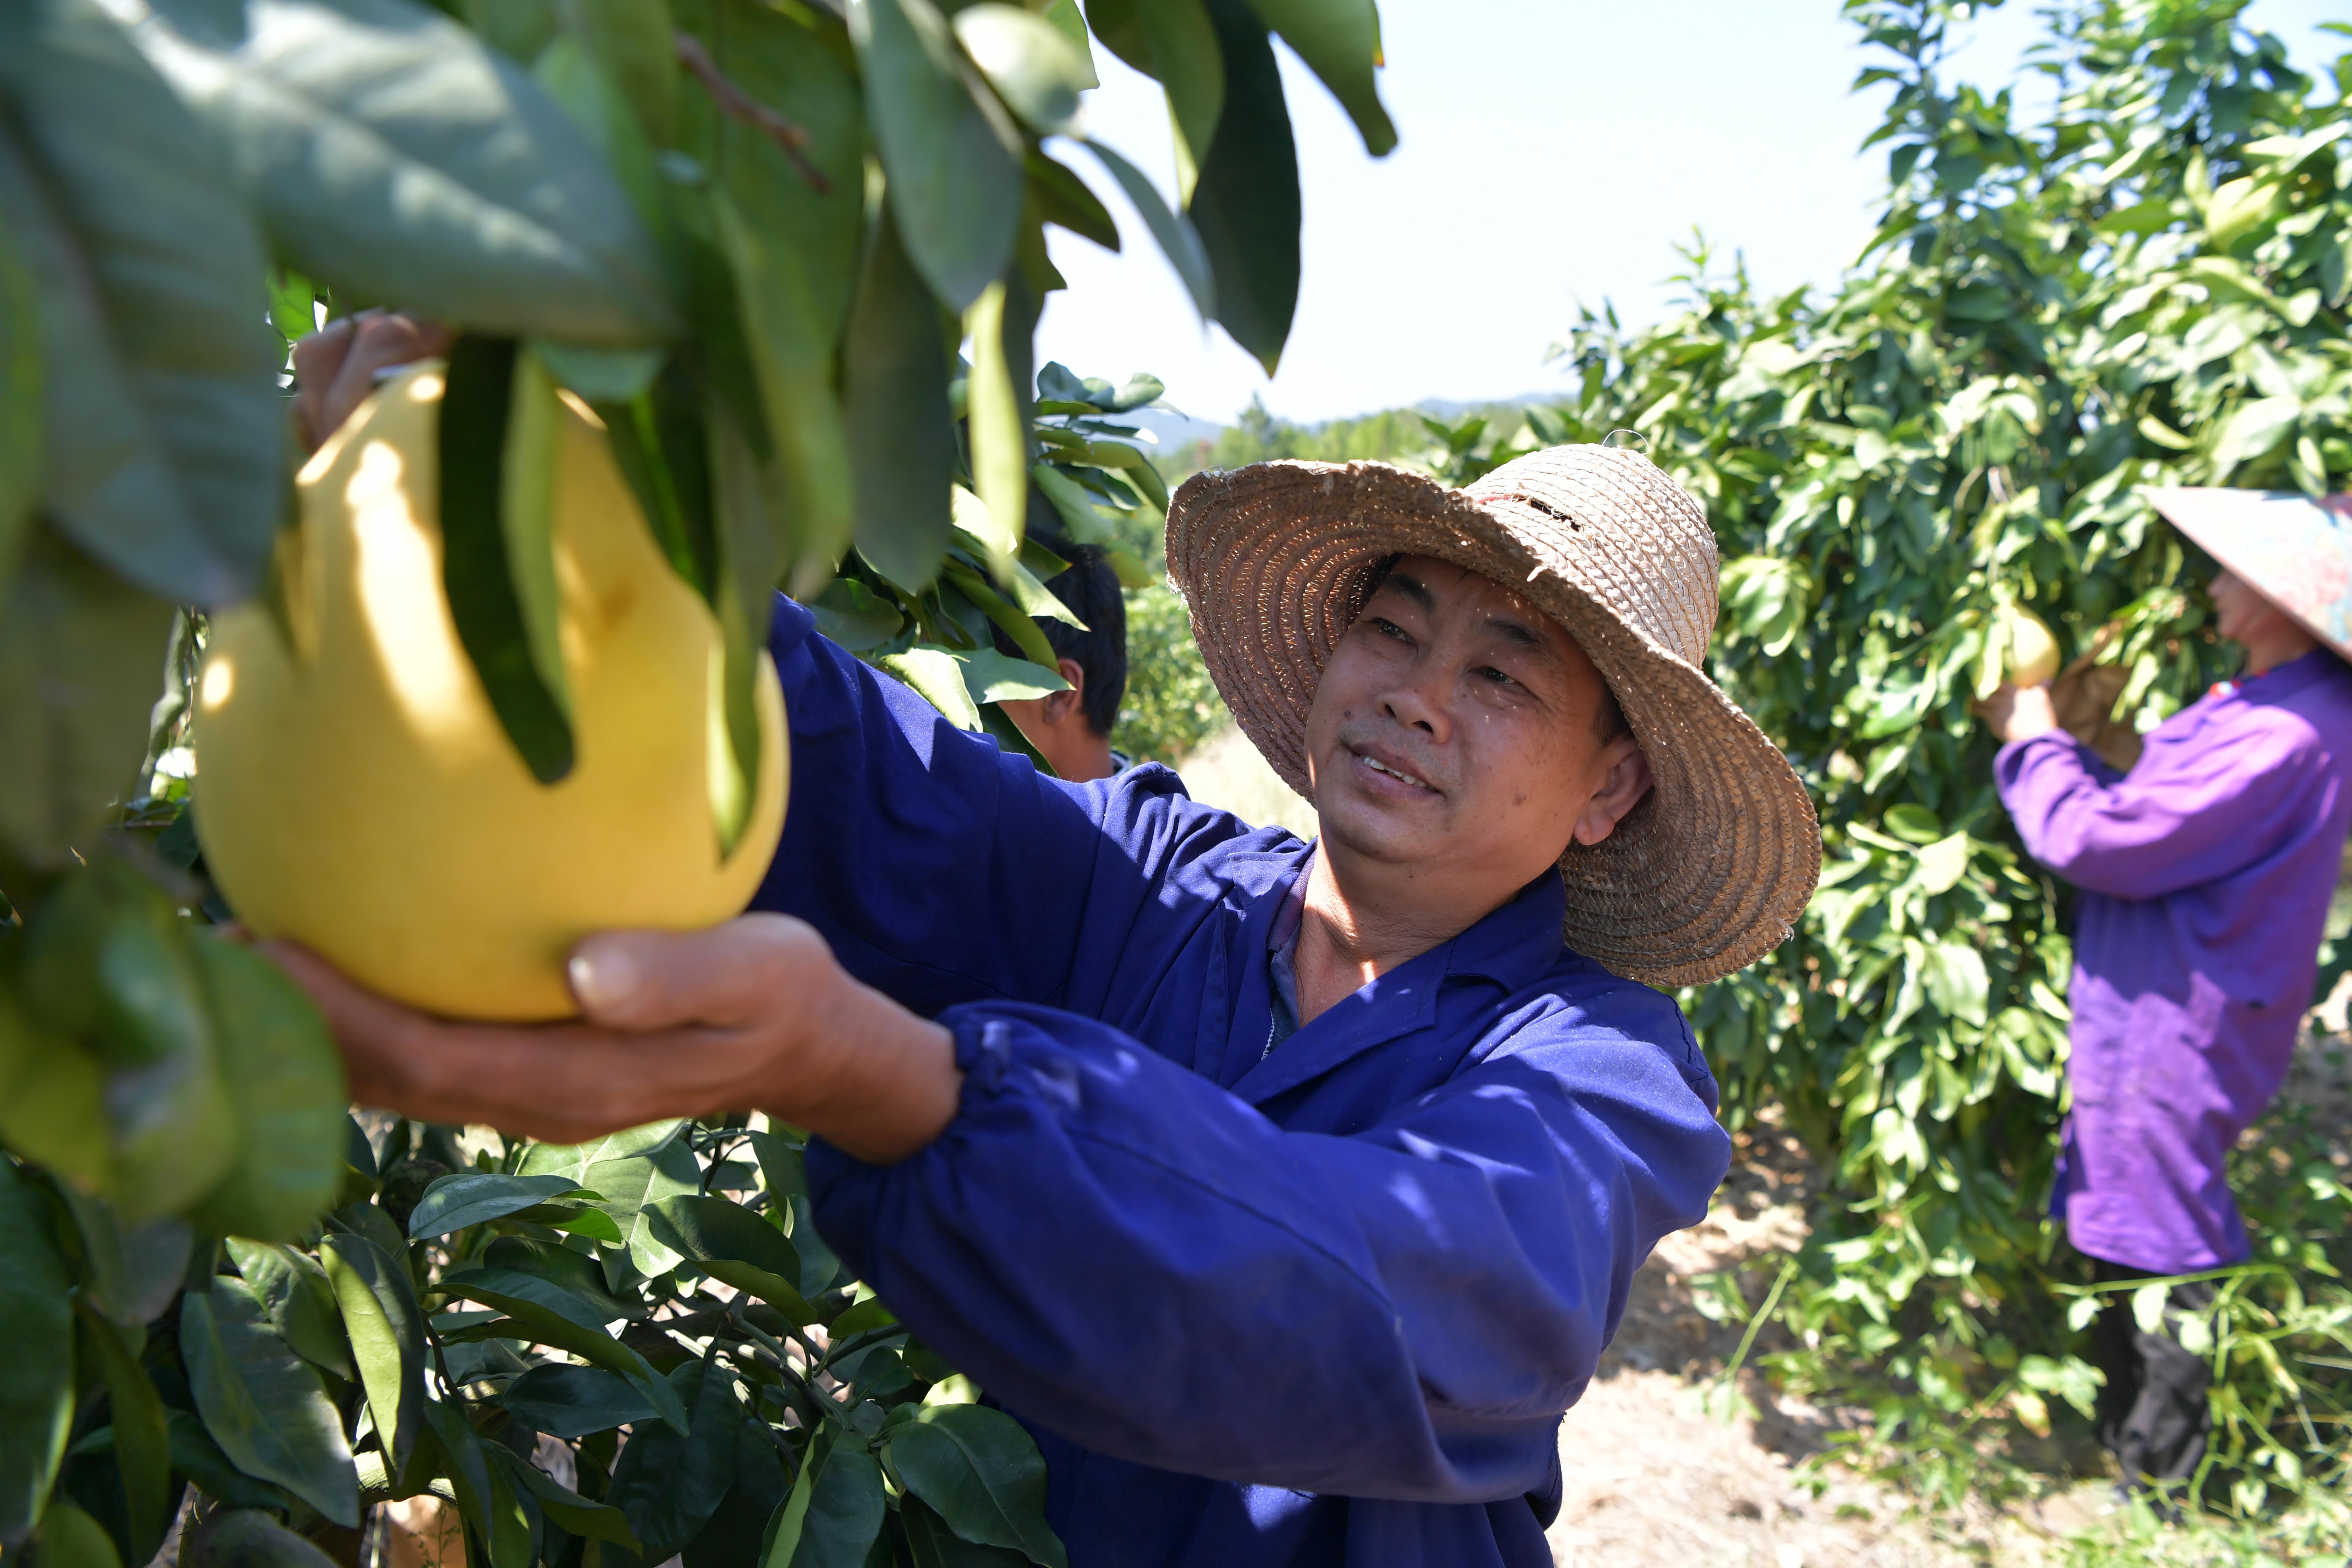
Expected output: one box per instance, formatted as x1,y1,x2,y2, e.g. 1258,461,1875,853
1348,745,1440,796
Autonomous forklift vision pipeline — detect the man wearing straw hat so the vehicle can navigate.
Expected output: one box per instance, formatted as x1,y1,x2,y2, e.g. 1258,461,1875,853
284,426,1819,1564
1980,489,2352,1500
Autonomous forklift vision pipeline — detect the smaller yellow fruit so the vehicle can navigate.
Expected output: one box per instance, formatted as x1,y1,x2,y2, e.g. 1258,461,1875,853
2002,607,2061,687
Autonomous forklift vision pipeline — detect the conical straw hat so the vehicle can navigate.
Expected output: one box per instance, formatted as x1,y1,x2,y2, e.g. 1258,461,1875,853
1165,444,1821,988
2144,487,2352,662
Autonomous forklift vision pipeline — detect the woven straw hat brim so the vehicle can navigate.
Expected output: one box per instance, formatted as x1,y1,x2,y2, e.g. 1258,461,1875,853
1166,458,1821,989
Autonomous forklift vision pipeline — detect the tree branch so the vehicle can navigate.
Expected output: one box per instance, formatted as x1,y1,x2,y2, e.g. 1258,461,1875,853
674,33,833,195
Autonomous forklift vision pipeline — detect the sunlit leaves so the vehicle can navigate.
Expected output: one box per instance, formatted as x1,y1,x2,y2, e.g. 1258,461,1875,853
1185,0,1298,372
181,1279,359,1527
130,0,681,343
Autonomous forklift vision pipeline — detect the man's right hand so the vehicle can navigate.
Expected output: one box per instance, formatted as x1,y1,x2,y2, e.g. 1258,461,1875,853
291,310,453,454
1976,680,2062,745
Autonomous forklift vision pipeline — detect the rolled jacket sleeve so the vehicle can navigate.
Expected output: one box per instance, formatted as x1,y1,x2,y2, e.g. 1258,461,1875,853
1995,717,2322,900
806,998,1729,1504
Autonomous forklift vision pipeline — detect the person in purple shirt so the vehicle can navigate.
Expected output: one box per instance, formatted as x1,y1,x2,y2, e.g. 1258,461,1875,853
275,344,1823,1568
1980,487,2352,1500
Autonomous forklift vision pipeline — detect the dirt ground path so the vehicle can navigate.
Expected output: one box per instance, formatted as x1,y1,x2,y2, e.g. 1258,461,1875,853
1544,1125,2112,1568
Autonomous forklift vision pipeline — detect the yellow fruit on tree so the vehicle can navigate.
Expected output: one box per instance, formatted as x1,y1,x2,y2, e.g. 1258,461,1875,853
2001,606,2061,687
193,365,788,1021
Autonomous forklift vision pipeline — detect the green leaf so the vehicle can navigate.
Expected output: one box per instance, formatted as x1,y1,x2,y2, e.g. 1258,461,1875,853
0,1158,74,1549
183,1507,341,1568
187,935,349,1242
1185,0,1297,372
440,335,576,785
407,1174,595,1240
498,1364,659,1439
2210,394,2301,475
1081,142,1215,323
73,1304,170,1565
0,2,283,604
885,1404,1064,1568
769,1443,886,1568
517,1120,702,1278
0,204,39,593
1023,149,1119,250
225,1240,353,1380
1912,832,1969,897
701,388,787,860
953,648,1070,704
896,1495,1027,1568
434,1268,688,1431
130,0,681,343
643,1196,816,1320
604,1361,741,1559
1244,0,1391,156
0,525,177,868
28,1500,119,1568
851,0,1025,310
55,1187,191,1328
953,4,1092,133
1921,941,1989,1026
163,1410,293,1515
180,1278,359,1527
809,578,906,652
872,648,983,730
964,281,1031,580
844,209,957,591
493,1445,643,1552
319,1231,427,1477
562,0,679,149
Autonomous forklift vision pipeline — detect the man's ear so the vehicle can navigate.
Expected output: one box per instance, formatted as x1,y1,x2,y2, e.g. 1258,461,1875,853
1571,737,1653,847
1044,658,1086,725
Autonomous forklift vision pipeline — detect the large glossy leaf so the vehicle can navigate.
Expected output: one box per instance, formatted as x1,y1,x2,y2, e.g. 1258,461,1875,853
187,935,349,1241
181,1507,341,1568
497,1364,658,1438
0,528,177,871
768,1442,886,1568
406,1173,592,1240
1245,0,1392,155
851,0,1024,310
0,995,112,1192
225,1239,353,1380
441,336,576,784
1083,142,1214,322
29,1500,119,1568
1083,0,1221,177
435,1267,689,1431
963,281,1029,581
953,5,1091,133
129,0,681,343
493,1446,642,1552
604,1362,741,1560
564,0,678,148
319,1231,427,1476
73,1304,171,1565
885,1405,1063,1568
515,1119,701,1276
89,880,238,1222
0,1159,74,1549
896,1496,1026,1568
1186,0,1297,373
642,1195,814,1320
844,210,956,591
181,1279,359,1527
56,1188,191,1328
0,1,283,605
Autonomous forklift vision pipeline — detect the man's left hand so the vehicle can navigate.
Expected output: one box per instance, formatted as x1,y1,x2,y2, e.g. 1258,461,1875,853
266,915,962,1162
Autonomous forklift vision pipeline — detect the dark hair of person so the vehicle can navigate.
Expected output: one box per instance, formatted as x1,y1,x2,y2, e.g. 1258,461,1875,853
989,540,1128,738
1357,552,1628,743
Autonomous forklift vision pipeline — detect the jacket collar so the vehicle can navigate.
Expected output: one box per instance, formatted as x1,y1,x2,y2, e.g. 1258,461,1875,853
1222,859,1570,1106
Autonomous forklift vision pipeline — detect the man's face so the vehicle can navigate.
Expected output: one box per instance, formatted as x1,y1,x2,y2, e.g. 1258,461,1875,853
1303,556,1651,896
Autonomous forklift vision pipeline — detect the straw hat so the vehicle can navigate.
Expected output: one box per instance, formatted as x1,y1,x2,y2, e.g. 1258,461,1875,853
2145,488,2352,661
1165,445,1821,988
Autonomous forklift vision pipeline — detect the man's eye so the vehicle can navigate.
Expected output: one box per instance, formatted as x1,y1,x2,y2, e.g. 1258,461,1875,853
1477,666,1517,688
1375,619,1411,642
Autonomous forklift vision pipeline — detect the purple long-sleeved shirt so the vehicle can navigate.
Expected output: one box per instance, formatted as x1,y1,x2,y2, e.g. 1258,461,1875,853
1994,649,2352,1272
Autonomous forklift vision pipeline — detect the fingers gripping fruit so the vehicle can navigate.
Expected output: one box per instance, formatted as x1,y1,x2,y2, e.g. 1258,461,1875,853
2001,606,2061,687
193,366,788,1021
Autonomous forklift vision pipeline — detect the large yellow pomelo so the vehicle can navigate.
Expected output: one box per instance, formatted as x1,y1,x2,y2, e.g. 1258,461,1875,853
2001,606,2061,687
193,364,788,1021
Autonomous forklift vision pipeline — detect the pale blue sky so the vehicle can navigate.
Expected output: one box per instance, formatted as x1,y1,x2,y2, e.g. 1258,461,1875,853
1032,0,2349,427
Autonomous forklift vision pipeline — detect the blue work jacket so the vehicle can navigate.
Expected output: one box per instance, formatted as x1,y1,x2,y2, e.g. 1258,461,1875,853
751,595,1734,1567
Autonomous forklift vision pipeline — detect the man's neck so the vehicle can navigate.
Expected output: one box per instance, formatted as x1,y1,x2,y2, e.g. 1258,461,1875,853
1291,843,1501,1025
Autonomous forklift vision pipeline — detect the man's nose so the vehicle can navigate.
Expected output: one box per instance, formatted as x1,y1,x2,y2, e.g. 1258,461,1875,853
1380,664,1450,740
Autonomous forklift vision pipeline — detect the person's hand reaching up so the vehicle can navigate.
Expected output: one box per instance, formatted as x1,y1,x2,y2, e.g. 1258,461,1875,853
291,310,455,453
